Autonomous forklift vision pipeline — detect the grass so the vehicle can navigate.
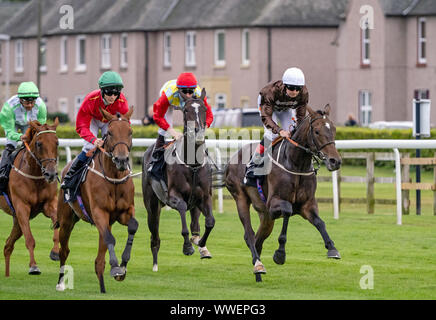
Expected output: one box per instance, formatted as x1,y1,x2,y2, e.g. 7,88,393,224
0,165,436,300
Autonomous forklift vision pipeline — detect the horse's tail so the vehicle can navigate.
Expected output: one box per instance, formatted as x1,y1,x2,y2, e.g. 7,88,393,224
211,164,228,189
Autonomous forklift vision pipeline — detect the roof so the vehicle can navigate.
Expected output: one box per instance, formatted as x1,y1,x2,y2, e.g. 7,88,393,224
0,0,350,38
379,0,436,16
0,1,28,31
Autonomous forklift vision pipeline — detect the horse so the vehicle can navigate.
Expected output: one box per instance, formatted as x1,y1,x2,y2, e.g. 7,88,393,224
1,119,60,276
142,88,215,272
55,107,138,293
225,104,342,282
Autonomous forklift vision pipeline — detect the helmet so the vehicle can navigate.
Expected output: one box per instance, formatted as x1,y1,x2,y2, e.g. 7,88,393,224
282,67,305,86
17,81,39,98
176,72,197,88
98,71,124,89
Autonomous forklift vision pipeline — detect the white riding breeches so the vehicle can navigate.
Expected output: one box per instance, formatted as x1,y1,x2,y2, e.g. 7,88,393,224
82,118,109,153
258,95,296,141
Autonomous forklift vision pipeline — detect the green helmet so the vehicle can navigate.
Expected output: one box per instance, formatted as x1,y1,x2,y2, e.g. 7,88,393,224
98,71,124,89
17,81,40,98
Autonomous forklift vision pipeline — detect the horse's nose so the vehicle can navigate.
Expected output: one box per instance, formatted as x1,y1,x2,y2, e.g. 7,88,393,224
328,157,341,170
43,170,57,183
113,156,129,171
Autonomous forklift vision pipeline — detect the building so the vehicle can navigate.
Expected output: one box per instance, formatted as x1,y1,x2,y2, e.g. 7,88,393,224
0,0,435,127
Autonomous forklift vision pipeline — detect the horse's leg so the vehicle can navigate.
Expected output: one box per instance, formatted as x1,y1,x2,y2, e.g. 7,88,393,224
189,207,201,246
56,200,78,291
146,194,161,272
3,217,22,277
273,214,290,265
168,191,194,256
196,197,215,259
44,198,60,261
235,196,266,279
302,202,341,259
254,211,275,259
14,203,40,275
117,208,139,281
95,233,107,293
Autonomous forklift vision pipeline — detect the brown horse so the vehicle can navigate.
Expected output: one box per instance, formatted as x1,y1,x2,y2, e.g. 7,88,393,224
142,88,215,272
1,119,60,276
225,104,341,282
55,107,138,293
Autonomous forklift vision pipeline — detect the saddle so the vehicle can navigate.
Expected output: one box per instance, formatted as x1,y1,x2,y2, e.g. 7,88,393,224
63,157,91,203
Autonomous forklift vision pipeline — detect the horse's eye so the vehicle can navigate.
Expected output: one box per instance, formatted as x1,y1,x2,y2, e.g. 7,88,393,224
108,131,113,137
315,130,320,135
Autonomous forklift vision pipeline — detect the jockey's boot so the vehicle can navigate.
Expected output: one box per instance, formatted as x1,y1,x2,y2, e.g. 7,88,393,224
60,153,87,191
0,144,15,187
243,138,267,187
148,135,166,182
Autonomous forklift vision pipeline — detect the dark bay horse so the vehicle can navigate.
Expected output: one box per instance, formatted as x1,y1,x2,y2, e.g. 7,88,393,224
1,119,60,276
225,105,341,282
56,107,138,293
142,88,215,272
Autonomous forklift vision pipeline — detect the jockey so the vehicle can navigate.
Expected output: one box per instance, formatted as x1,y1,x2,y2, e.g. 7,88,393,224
244,67,309,187
148,72,213,182
0,81,47,185
60,71,129,196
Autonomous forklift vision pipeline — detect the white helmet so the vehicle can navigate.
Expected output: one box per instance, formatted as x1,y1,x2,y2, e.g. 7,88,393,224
282,67,305,86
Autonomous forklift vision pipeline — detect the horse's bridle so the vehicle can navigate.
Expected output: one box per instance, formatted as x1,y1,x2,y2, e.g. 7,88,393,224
101,118,132,160
23,129,58,173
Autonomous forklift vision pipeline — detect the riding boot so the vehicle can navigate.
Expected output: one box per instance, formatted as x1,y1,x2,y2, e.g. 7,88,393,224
0,144,15,189
244,138,267,187
148,135,166,182
60,155,86,190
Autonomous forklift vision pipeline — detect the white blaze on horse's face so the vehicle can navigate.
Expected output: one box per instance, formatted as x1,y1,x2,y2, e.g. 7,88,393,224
325,122,331,130
191,102,201,126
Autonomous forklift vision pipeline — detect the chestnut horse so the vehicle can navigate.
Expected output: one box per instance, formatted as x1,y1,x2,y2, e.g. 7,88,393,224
225,105,341,282
142,88,215,272
55,107,138,293
1,119,60,276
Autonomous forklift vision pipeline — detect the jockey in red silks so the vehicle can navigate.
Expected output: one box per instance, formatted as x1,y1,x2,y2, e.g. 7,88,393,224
61,71,129,200
148,72,213,182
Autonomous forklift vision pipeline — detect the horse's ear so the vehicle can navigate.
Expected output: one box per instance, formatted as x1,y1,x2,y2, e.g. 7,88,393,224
324,104,331,116
124,106,134,120
200,88,206,101
53,117,59,128
99,107,114,121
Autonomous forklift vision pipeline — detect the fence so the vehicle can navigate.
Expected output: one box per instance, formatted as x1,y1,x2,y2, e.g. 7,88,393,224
2,138,436,225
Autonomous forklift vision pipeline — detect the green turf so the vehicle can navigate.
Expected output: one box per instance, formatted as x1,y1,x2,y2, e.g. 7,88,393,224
0,165,435,300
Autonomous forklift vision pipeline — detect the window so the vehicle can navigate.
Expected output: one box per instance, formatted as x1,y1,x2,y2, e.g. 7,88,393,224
361,23,370,66
101,34,111,69
75,35,86,72
60,36,68,72
359,90,372,126
215,93,227,109
15,39,24,72
120,33,128,68
241,29,250,66
39,38,47,72
58,98,68,114
185,31,196,67
414,89,430,100
74,95,85,119
163,32,171,67
418,17,426,65
215,30,226,67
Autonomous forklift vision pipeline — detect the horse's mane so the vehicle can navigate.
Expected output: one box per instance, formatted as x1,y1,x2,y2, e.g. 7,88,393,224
23,121,42,142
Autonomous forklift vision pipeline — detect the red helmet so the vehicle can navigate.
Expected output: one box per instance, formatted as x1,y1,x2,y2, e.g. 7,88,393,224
176,72,197,88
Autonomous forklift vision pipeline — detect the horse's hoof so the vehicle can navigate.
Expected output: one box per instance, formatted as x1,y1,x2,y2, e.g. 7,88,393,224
110,266,125,279
56,282,65,292
253,260,266,274
29,266,41,275
114,266,127,281
183,244,195,256
273,249,286,265
327,249,341,259
190,235,200,246
199,246,212,259
50,250,60,261
152,264,158,272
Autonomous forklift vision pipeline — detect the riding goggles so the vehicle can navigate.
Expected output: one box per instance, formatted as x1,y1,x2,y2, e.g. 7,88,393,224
20,97,37,102
285,84,303,92
180,88,195,95
102,87,122,96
